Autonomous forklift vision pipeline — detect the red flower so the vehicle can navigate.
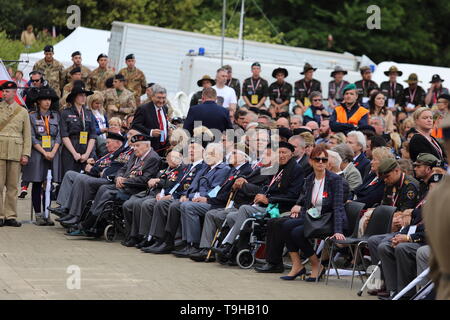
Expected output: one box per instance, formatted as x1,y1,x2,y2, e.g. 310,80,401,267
323,192,328,198
354,162,359,167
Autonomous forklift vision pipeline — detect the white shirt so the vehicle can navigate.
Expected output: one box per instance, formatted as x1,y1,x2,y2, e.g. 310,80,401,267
92,110,107,139
150,106,168,140
311,177,325,214
213,85,237,108
209,161,223,172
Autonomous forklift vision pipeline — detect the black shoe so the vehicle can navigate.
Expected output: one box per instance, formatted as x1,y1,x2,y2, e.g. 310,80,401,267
56,214,75,222
141,240,163,252
211,243,232,257
121,237,139,247
0,219,4,227
18,189,27,199
60,216,79,226
189,248,209,262
5,219,22,227
151,243,175,254
305,266,326,282
136,239,153,249
173,245,197,258
49,207,69,217
255,263,285,273
378,291,397,300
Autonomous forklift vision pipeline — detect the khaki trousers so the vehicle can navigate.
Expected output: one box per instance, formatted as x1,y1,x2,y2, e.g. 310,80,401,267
0,160,21,220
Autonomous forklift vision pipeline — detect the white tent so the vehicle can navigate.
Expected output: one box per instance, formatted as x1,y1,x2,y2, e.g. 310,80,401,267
17,27,110,80
373,61,450,91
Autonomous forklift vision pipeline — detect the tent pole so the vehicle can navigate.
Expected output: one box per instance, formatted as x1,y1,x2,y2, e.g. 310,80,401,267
221,0,227,66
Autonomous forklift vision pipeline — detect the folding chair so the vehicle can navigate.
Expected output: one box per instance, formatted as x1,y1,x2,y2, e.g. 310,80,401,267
393,267,431,300
324,201,365,285
328,205,396,289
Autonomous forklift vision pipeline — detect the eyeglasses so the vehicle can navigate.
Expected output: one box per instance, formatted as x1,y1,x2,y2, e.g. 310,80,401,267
31,79,41,82
313,157,328,163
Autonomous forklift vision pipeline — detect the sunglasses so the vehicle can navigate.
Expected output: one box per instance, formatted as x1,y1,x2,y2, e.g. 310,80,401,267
313,157,328,163
31,79,41,82
312,99,321,102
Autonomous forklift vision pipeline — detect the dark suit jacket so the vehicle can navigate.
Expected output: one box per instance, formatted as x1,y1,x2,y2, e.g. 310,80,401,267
131,102,169,152
409,133,446,162
117,148,161,194
353,152,370,179
298,154,313,177
183,101,233,135
297,170,348,234
186,162,231,200
353,171,385,209
233,166,273,208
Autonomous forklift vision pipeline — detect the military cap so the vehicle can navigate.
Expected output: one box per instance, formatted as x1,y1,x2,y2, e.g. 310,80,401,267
428,173,444,185
114,74,126,81
248,106,260,114
106,132,125,142
277,141,295,153
147,82,155,88
414,153,439,167
330,65,347,77
438,94,450,102
251,62,261,68
358,124,376,134
196,75,215,87
359,66,371,74
384,66,402,77
301,63,316,75
0,81,17,90
278,127,293,140
430,74,444,83
378,158,399,177
125,54,135,60
97,53,108,61
44,45,54,53
131,134,151,143
299,132,315,146
272,67,288,78
293,127,312,135
69,67,81,75
343,83,357,94
71,51,81,57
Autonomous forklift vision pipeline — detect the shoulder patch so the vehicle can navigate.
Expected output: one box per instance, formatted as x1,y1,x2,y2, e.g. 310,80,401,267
407,190,416,200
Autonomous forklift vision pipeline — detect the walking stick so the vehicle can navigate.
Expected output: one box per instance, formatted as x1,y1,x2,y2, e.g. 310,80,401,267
44,169,52,219
206,191,235,261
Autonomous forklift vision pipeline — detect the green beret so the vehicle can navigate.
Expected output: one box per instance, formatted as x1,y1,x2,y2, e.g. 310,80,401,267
343,83,357,94
378,158,398,176
414,153,439,167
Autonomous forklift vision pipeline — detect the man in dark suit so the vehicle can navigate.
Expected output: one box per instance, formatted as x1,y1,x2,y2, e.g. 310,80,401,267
67,134,161,237
131,84,169,156
183,87,233,135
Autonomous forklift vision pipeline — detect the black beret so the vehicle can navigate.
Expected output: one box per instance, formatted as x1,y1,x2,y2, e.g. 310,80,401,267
114,74,125,81
278,127,293,140
358,125,376,134
258,109,272,118
293,128,312,135
70,67,81,75
251,62,261,68
278,141,295,152
125,54,135,60
248,106,260,114
428,173,444,185
97,53,108,61
106,132,125,142
0,81,17,90
71,51,81,57
131,134,151,143
147,82,155,88
44,45,54,53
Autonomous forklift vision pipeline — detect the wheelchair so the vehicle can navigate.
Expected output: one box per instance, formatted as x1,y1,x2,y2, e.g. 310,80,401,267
213,214,269,269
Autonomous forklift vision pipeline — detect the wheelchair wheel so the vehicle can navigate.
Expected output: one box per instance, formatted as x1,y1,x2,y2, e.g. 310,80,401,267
104,224,115,242
236,249,255,269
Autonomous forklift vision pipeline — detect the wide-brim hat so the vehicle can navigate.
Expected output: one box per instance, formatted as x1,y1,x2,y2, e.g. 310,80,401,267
384,66,403,76
404,73,421,84
35,88,59,102
301,63,316,75
66,84,94,104
430,74,444,83
272,67,288,78
197,75,216,87
330,65,348,77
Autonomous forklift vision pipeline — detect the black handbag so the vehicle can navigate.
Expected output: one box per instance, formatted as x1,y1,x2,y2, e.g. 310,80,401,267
303,210,334,239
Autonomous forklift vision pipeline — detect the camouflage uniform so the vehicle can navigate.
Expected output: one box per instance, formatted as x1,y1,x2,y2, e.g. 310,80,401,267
32,58,65,96
63,64,91,86
103,88,136,120
59,82,77,109
118,67,147,106
87,67,115,92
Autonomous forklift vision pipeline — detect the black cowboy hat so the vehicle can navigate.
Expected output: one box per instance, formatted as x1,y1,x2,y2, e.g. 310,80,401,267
272,67,288,78
35,88,59,102
330,65,348,77
66,82,93,104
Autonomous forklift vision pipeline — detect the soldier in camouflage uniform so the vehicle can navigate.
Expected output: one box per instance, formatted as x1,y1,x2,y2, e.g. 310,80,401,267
60,68,83,109
63,51,91,86
119,54,147,106
32,45,65,96
87,53,115,92
103,74,136,120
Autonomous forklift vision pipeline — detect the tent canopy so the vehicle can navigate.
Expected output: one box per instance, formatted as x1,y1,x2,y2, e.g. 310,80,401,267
18,27,110,80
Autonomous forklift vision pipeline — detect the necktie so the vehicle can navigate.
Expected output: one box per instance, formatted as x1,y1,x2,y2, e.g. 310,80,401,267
157,108,166,143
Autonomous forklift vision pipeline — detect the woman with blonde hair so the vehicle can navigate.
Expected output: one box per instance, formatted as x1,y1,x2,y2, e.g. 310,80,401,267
88,91,110,156
409,107,446,162
327,132,346,148
399,117,415,140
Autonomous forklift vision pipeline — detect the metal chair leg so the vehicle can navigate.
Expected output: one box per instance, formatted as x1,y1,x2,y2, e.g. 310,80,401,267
351,242,362,289
326,243,334,285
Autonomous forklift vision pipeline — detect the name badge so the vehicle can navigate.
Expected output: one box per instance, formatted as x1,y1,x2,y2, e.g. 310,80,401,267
207,185,221,198
160,130,165,142
159,188,165,198
406,103,415,111
226,200,234,209
80,131,88,145
42,136,51,149
362,97,370,104
307,207,320,219
169,183,180,195
37,126,45,133
304,97,311,107
388,98,396,108
275,98,283,104
407,225,417,236
251,94,259,105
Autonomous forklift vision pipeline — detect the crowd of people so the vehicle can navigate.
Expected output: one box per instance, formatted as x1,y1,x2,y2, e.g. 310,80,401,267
1,44,450,300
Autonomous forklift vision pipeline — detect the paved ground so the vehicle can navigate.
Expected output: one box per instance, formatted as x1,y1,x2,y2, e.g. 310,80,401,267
0,197,376,300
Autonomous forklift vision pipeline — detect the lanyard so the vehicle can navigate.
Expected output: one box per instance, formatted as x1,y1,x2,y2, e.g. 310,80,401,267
312,178,325,207
251,78,261,93
409,87,417,103
390,82,396,97
276,82,285,100
41,115,50,135
417,130,443,158
369,176,378,186
268,169,284,188
303,80,312,95
415,198,426,209
392,173,405,206
179,164,198,183
226,79,232,87
433,88,442,104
